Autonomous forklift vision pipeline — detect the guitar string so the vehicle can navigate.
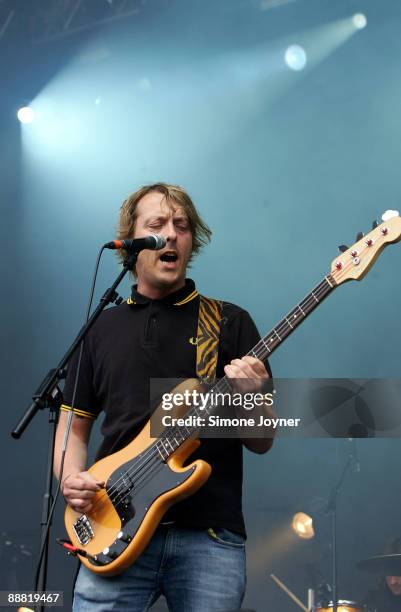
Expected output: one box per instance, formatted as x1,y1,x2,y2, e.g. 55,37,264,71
85,273,337,512
84,249,369,514
113,460,166,510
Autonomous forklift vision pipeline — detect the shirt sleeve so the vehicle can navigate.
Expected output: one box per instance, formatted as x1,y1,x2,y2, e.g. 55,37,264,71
61,339,100,420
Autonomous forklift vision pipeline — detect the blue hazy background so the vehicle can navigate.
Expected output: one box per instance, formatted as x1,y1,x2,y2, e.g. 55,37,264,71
1,0,401,609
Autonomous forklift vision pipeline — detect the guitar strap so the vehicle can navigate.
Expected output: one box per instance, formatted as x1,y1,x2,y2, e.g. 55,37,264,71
196,295,223,383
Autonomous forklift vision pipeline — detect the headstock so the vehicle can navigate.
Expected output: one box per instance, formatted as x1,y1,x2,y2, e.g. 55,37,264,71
331,210,401,285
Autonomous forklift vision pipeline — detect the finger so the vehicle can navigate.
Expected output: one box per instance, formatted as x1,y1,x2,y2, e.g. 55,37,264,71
69,498,93,512
64,487,97,500
225,364,248,379
78,473,104,491
233,357,268,379
71,502,92,514
230,359,257,378
241,356,269,377
62,472,102,492
64,478,98,494
80,470,105,485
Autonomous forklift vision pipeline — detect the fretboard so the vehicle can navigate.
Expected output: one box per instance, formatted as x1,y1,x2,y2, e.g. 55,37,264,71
247,274,336,362
155,274,337,461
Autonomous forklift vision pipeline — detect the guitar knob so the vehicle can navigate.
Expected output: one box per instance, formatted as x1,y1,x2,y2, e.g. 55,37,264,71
356,231,364,241
338,245,348,253
102,546,118,559
117,531,131,543
372,220,378,229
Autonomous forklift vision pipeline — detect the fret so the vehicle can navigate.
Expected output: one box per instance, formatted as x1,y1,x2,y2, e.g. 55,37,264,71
285,317,294,330
325,275,334,288
165,437,175,452
274,329,282,341
300,293,317,313
261,338,271,353
156,440,168,461
175,425,190,440
216,377,232,394
160,439,170,455
288,305,305,323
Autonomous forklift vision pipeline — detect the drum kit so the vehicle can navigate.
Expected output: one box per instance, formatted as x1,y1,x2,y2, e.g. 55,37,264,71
271,553,401,611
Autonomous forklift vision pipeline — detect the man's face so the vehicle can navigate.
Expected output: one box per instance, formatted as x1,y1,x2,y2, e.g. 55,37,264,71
133,191,193,297
386,575,401,596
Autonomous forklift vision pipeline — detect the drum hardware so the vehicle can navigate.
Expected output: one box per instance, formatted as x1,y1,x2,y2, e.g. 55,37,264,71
270,574,363,612
315,602,363,612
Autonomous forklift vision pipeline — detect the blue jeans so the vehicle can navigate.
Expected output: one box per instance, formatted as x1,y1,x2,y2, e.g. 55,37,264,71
73,525,246,611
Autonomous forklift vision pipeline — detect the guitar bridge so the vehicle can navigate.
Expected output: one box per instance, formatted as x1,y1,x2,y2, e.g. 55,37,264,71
73,515,94,545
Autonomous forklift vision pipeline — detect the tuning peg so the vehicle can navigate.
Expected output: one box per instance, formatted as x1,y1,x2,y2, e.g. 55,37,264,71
356,232,364,241
338,245,349,253
372,220,378,229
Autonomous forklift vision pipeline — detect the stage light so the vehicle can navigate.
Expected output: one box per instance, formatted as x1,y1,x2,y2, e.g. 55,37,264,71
17,106,35,124
352,13,367,30
291,512,315,540
285,45,307,71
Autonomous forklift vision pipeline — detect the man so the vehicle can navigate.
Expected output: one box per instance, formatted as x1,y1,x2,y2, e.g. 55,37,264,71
363,537,401,611
54,183,274,611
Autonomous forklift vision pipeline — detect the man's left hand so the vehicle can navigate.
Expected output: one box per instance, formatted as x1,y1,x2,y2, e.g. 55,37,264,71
224,356,269,393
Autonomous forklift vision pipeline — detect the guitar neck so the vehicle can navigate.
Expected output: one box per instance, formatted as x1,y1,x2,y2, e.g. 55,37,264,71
246,273,337,361
154,273,338,460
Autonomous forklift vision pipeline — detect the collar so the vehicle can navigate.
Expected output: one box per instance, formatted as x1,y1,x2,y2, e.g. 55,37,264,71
127,279,199,307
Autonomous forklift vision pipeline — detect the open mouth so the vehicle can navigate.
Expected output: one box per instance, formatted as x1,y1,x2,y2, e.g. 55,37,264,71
160,252,178,263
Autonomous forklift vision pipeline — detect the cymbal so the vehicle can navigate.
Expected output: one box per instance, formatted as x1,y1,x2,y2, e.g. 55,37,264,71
357,553,401,575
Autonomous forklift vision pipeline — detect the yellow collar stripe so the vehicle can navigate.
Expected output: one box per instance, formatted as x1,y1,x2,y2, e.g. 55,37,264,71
126,289,198,307
174,290,199,306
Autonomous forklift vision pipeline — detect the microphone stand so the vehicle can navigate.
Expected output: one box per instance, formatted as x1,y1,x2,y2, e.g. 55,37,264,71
10,251,138,609
324,443,356,612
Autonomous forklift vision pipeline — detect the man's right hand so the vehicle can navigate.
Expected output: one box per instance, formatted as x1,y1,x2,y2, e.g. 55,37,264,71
62,471,104,514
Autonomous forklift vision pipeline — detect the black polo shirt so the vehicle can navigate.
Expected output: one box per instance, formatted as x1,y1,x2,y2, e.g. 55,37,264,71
62,279,270,536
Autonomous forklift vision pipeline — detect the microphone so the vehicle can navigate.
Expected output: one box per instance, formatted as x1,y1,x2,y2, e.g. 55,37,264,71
104,234,167,251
